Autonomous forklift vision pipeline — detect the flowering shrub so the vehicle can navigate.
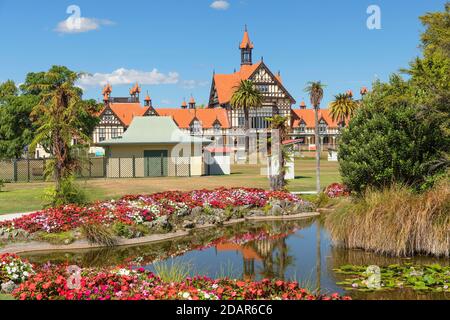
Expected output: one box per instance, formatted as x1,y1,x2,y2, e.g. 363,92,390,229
324,183,351,198
13,263,350,301
0,188,308,235
0,253,34,284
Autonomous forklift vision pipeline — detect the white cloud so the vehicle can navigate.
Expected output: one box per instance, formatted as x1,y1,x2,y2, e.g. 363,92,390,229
78,68,180,87
181,80,209,89
210,1,230,10
54,17,114,34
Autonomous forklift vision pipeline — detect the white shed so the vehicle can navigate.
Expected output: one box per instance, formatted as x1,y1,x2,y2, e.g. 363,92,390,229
204,147,231,175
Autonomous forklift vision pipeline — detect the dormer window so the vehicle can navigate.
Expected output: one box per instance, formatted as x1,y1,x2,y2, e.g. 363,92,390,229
190,119,202,135
299,121,306,133
319,120,328,133
213,120,222,133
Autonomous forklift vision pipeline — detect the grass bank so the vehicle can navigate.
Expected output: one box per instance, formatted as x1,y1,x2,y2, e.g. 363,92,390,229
0,159,340,214
325,181,450,257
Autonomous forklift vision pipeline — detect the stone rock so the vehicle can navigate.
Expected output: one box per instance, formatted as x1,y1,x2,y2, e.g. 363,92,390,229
1,281,17,294
176,207,191,217
182,220,195,229
191,207,203,216
195,217,206,226
248,209,265,217
212,208,225,217
269,204,284,216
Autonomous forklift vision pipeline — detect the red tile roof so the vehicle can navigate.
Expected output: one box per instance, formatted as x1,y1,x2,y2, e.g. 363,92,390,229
292,109,342,128
213,62,262,105
104,103,149,126
155,108,231,129
100,102,231,129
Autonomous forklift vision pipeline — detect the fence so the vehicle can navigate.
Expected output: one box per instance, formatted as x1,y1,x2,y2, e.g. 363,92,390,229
0,156,193,182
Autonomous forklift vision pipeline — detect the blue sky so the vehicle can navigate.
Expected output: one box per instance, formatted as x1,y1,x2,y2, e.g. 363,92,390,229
0,0,447,107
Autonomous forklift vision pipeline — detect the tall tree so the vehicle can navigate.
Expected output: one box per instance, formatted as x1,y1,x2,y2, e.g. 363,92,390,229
0,80,36,159
30,66,93,205
329,93,358,124
0,95,37,159
0,80,18,98
230,80,263,158
419,2,450,57
305,81,326,194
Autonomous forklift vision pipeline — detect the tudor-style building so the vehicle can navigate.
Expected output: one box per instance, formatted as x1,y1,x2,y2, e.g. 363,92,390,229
290,103,344,151
208,27,296,132
90,84,231,155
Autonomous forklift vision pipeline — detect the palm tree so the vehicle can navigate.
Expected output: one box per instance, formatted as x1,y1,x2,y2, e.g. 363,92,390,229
305,81,326,194
30,66,91,206
230,80,263,158
329,93,358,125
267,115,291,191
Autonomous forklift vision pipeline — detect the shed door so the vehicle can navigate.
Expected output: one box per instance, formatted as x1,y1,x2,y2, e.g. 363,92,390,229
144,150,168,177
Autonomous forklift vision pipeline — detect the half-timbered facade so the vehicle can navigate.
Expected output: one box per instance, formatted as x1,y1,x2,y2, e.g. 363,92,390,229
208,27,296,133
291,105,345,151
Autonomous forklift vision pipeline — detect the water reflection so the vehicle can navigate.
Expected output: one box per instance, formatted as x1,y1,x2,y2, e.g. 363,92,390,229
21,218,449,300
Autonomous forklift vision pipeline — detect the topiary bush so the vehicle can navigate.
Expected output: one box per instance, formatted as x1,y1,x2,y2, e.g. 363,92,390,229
338,76,448,194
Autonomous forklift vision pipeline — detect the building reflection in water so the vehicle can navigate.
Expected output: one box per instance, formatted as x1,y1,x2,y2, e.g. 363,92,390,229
216,237,295,282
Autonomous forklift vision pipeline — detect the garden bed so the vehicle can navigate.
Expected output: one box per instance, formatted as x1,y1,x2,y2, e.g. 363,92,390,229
0,188,315,251
0,253,349,300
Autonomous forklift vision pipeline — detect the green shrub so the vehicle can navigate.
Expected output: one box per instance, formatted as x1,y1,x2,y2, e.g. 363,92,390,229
81,224,117,247
0,179,4,192
112,222,149,239
36,231,75,245
338,76,449,194
44,175,87,208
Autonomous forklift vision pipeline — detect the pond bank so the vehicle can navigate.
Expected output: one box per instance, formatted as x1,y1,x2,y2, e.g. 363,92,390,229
0,212,319,255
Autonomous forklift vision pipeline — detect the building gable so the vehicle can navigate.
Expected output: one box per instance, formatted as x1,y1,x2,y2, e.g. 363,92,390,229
248,62,296,104
99,106,125,127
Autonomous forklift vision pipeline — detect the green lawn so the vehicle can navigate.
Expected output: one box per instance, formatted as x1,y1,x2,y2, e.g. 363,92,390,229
0,159,340,215
0,293,14,300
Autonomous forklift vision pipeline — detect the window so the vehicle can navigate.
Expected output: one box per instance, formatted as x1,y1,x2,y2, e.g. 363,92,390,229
251,116,269,129
319,120,328,133
99,128,106,142
213,122,221,134
103,110,115,123
190,120,202,135
238,117,245,127
299,123,306,133
111,128,119,138
258,85,269,93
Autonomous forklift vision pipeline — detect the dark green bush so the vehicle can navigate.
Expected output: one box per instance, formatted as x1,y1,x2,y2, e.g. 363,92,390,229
338,77,448,194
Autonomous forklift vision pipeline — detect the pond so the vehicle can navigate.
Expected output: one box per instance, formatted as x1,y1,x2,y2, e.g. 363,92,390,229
20,218,450,300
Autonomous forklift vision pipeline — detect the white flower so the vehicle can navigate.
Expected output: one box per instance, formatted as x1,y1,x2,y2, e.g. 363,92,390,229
116,269,131,276
182,292,190,299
